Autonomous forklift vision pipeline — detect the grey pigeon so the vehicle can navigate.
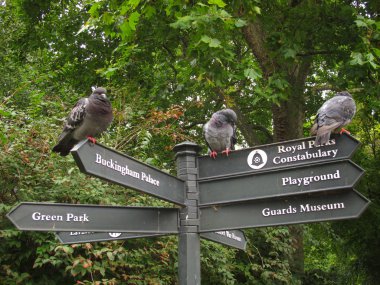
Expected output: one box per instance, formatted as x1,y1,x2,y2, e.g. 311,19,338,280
203,109,237,158
310,91,356,146
52,87,113,156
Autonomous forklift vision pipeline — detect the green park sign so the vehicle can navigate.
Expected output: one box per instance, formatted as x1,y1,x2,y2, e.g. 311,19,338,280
7,202,179,233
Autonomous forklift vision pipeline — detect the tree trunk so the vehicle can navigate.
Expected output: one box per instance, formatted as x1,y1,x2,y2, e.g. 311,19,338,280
241,17,313,282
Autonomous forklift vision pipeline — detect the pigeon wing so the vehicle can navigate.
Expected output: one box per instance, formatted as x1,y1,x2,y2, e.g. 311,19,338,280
203,122,214,152
52,98,88,156
312,95,356,145
230,123,237,150
317,96,355,128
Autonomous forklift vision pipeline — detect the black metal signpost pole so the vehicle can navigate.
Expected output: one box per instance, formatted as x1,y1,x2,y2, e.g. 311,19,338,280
173,142,202,285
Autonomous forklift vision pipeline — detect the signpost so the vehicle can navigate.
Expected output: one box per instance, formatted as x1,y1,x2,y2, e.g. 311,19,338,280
7,134,370,285
198,133,360,179
56,231,165,244
201,230,247,251
199,160,364,206
71,140,186,205
199,189,370,232
7,202,179,233
57,230,247,250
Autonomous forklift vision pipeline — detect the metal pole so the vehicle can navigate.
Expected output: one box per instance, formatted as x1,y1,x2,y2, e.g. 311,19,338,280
173,141,202,285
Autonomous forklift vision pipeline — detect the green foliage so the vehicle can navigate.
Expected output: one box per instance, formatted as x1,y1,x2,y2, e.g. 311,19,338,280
1,0,380,284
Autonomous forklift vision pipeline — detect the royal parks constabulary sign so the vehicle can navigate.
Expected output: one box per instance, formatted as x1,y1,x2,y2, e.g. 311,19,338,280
198,133,360,179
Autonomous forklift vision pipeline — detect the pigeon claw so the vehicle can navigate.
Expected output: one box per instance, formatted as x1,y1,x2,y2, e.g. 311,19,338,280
87,136,97,145
222,148,231,156
340,128,351,135
209,151,218,159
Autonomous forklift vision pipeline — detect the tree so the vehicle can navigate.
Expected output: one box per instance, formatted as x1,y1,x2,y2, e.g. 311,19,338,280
1,0,379,283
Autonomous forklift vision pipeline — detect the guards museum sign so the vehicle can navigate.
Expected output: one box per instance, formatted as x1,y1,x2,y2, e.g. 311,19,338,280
7,133,370,285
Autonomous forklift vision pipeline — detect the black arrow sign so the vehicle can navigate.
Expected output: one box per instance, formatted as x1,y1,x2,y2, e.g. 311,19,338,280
71,140,185,205
199,189,370,232
7,202,179,233
201,230,247,251
56,231,166,244
198,133,360,180
199,160,364,206
56,230,247,251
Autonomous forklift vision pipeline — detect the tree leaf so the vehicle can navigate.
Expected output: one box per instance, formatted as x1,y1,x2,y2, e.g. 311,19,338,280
244,68,261,80
128,11,140,31
208,0,227,8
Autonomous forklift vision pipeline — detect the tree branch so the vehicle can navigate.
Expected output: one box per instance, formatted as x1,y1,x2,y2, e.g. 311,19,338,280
296,50,337,57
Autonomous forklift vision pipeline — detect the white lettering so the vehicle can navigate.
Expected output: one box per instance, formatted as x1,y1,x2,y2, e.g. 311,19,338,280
282,170,340,186
66,213,90,222
215,231,242,242
32,212,63,221
94,153,166,187
262,205,297,217
141,172,160,186
69,232,94,236
300,202,345,212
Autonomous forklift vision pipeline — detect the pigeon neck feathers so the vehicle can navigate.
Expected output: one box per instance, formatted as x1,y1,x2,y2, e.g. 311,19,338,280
210,109,237,127
335,91,352,98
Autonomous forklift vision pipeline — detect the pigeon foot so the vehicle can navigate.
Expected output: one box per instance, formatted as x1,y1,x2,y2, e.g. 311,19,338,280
340,128,351,135
87,136,97,145
222,148,231,156
209,151,218,159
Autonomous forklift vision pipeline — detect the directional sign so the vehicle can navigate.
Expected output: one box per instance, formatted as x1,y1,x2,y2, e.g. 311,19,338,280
71,140,185,205
199,160,364,206
199,189,370,232
198,133,360,179
56,231,166,244
57,230,247,250
7,202,179,233
201,230,247,251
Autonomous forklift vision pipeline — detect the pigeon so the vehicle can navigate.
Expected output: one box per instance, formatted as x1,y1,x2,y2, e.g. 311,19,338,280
52,87,113,156
310,91,356,146
203,109,237,159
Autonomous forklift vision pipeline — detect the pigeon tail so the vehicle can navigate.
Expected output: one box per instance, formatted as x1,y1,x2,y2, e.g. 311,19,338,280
52,138,79,156
310,123,318,136
314,121,341,146
314,131,331,147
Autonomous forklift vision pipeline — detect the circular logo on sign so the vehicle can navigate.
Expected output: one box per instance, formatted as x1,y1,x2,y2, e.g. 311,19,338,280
247,149,268,169
108,232,122,238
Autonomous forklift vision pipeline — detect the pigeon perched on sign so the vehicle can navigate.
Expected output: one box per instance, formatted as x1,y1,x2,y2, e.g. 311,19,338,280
203,109,237,159
310,91,356,146
52,87,113,156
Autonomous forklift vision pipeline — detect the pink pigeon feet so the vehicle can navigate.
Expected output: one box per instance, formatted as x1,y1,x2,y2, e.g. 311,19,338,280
209,150,218,159
87,136,97,144
340,128,351,135
222,148,231,156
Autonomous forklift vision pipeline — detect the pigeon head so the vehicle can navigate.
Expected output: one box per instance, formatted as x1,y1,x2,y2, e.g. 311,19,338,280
215,109,237,124
92,87,108,99
90,87,109,104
